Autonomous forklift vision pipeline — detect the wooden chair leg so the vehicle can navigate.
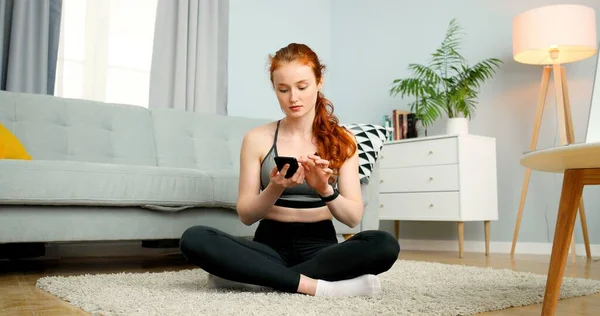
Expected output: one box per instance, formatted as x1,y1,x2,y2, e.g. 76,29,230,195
542,169,585,316
578,197,592,259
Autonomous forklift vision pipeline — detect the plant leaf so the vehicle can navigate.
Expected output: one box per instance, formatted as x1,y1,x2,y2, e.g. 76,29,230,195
387,18,503,126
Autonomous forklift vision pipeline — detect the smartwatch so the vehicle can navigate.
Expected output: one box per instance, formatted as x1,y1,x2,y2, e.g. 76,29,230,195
319,186,339,202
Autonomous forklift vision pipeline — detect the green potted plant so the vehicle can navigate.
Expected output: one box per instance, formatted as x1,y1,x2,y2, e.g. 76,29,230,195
389,18,503,135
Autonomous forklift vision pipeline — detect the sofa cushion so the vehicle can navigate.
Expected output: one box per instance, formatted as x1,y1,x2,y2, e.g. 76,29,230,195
150,108,269,170
0,91,157,165
206,170,238,209
0,160,213,207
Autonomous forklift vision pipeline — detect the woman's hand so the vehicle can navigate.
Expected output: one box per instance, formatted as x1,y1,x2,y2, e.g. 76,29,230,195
269,163,305,190
298,154,333,195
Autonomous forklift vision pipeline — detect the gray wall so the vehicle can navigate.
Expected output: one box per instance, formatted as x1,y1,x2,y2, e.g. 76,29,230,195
228,0,600,246
227,0,332,121
328,0,600,246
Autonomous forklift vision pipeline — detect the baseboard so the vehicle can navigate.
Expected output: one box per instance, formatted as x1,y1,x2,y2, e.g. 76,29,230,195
398,238,600,257
14,238,600,259
34,235,348,258
48,236,348,259
42,241,181,259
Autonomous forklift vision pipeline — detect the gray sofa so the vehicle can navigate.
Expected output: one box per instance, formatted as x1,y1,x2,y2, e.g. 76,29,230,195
0,91,381,247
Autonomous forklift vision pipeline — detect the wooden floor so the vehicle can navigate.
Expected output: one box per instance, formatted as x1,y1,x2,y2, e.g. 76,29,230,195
1,250,599,315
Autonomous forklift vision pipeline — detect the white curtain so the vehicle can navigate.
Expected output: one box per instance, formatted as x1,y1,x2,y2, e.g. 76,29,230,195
54,0,158,107
149,0,228,115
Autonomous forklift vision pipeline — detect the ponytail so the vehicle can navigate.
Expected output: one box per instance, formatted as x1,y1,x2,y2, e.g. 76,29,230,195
313,92,357,178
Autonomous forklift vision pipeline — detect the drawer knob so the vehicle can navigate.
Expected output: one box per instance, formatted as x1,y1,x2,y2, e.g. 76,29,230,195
380,204,384,208
428,150,433,155
429,203,434,208
429,177,434,181
380,179,384,183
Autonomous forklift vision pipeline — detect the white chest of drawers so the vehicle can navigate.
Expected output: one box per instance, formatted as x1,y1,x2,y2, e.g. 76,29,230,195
378,134,498,257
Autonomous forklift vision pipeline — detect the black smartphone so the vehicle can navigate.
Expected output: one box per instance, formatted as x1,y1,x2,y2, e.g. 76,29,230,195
274,156,299,179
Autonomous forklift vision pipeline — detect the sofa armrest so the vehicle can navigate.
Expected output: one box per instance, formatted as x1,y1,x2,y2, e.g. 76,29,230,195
360,160,380,231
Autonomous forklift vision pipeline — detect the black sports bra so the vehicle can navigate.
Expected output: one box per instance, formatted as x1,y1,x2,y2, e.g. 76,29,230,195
259,121,337,208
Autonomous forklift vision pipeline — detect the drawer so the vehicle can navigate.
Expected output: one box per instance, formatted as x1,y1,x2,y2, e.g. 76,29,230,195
379,164,459,192
378,192,460,220
380,137,458,168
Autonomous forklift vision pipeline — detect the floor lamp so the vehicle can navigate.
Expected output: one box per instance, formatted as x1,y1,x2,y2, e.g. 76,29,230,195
510,4,597,260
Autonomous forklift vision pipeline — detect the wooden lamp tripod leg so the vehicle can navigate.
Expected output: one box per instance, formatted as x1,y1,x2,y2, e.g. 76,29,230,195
511,65,592,261
551,63,577,262
511,66,551,257
560,66,592,260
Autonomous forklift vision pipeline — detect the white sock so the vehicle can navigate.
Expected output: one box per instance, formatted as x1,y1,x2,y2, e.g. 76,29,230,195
315,274,381,297
207,274,267,291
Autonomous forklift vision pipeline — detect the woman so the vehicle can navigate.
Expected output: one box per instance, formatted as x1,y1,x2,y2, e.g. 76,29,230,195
179,43,400,297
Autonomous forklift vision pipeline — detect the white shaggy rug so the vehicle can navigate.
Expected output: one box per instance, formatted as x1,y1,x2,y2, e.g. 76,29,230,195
36,260,600,316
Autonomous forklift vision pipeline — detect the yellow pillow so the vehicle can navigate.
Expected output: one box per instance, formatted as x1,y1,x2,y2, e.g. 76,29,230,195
0,123,32,160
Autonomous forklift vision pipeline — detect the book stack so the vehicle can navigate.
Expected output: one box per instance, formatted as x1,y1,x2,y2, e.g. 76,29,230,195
382,110,418,141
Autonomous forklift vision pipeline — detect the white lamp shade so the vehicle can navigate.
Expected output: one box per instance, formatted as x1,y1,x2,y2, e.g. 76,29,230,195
513,4,598,65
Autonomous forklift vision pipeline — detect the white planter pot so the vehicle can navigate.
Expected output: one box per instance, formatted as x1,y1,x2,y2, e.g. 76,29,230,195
446,117,468,135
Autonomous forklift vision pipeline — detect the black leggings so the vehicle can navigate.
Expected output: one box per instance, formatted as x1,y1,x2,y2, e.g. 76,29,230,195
179,219,400,293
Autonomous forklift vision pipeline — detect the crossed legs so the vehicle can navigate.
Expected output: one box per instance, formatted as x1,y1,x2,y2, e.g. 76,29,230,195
179,224,400,296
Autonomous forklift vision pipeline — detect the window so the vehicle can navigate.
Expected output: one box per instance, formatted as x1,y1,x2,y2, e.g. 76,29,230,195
54,0,158,108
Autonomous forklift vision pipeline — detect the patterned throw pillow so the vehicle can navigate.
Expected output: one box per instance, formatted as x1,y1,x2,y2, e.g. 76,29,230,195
342,123,388,184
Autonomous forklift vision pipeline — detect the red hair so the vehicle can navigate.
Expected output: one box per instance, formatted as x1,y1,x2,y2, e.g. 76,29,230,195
269,43,356,175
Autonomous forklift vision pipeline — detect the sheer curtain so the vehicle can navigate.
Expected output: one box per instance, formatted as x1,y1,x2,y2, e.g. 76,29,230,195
54,0,158,107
